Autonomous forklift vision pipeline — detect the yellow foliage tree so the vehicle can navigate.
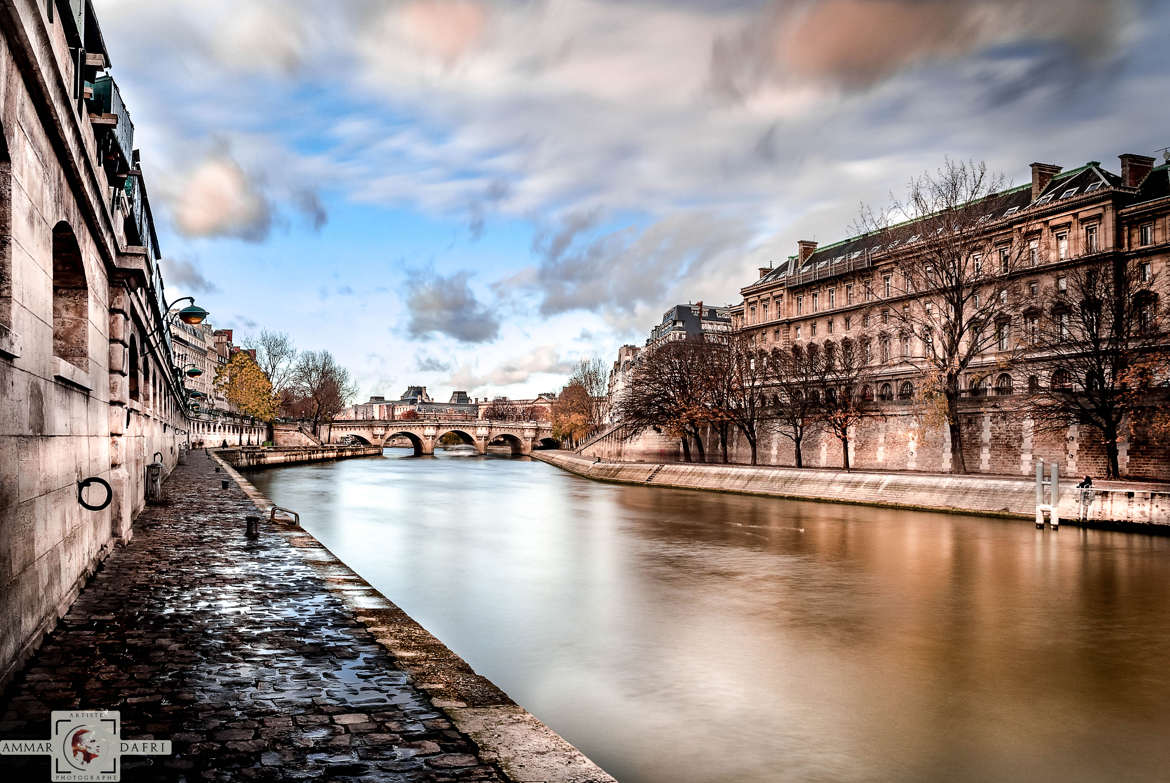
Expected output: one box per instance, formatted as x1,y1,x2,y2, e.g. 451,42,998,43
214,350,277,421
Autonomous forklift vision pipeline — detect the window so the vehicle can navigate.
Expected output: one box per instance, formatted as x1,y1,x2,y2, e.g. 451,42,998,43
881,309,889,325
795,325,802,339
1035,193,1054,206
969,377,986,397
844,316,851,331
812,292,819,312
1004,206,1020,217
1140,223,1154,246
1057,275,1067,292
749,305,756,322
1061,187,1079,199
1084,223,1098,254
52,222,89,371
999,245,1010,273
901,334,911,358
846,283,854,304
995,373,1013,396
762,301,768,320
1085,181,1103,193
774,328,780,342
1140,262,1152,282
898,381,914,400
1059,311,1070,340
883,275,892,298
128,335,140,401
880,336,891,363
878,383,893,401
1028,280,1038,297
997,321,1009,351
1051,369,1072,391
1056,231,1069,260
973,254,983,276
862,384,875,401
810,322,818,337
1028,238,1039,266
1025,314,1038,345
828,288,836,308
827,319,834,334
862,340,873,364
865,281,874,302
863,312,871,328
999,289,1007,305
796,296,803,315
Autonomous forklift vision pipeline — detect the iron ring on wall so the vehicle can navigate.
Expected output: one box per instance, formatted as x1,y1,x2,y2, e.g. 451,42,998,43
77,477,112,511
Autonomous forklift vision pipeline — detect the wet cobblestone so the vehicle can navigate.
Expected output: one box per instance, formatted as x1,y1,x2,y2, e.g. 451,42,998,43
0,454,503,782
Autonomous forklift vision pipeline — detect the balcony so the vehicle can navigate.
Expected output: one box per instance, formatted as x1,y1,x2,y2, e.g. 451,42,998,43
88,75,134,184
784,253,873,290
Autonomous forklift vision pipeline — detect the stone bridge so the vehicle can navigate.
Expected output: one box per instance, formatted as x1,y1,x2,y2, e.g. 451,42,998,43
326,419,558,456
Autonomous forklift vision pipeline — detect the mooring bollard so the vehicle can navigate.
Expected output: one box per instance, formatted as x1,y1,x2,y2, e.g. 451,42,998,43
221,479,229,490
245,514,260,539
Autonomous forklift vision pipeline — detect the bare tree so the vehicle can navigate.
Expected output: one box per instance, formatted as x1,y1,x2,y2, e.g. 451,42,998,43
567,356,610,433
1023,258,1169,478
816,337,874,471
710,333,772,465
243,330,297,394
289,350,358,430
615,339,714,462
856,158,1035,473
769,344,825,468
483,400,523,421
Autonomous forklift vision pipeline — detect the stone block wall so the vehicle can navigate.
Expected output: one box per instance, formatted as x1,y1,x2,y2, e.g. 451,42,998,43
582,401,1169,481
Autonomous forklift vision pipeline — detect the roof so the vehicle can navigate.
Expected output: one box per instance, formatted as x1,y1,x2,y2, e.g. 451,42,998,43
746,159,1130,292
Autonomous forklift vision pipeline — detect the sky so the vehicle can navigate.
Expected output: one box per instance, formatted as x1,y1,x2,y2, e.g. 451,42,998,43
93,0,1170,401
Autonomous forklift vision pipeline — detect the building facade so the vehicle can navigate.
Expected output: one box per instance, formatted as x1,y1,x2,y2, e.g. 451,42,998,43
725,153,1169,477
648,302,733,347
0,0,203,685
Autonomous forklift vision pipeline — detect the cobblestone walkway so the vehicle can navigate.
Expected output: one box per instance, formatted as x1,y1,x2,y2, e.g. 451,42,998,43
0,454,503,782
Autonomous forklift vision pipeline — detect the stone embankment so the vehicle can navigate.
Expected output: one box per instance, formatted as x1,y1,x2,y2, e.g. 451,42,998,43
0,453,614,782
217,444,382,469
534,451,1170,530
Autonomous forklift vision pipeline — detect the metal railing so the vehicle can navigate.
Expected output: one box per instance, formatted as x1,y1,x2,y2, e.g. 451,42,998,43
90,76,135,172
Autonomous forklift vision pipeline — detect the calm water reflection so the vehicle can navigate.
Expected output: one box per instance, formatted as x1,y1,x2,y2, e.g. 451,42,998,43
249,449,1170,783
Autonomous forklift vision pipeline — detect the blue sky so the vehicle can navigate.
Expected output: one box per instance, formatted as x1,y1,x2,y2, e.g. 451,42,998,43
93,0,1170,400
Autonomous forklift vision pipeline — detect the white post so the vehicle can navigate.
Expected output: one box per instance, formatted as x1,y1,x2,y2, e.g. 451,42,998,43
1050,462,1060,528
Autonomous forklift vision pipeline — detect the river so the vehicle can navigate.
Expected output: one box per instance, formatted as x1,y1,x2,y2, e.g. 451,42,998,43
248,448,1170,783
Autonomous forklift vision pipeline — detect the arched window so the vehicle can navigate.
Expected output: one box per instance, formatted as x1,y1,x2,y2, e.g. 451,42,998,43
861,384,874,401
898,381,914,400
128,335,140,400
995,373,1013,396
969,376,985,397
807,389,821,403
1027,374,1040,392
52,222,88,370
1051,369,1073,391
878,383,893,401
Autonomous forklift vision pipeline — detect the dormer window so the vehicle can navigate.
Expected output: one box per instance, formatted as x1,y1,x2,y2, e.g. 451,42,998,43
1085,181,1103,193
1061,187,1079,199
1004,206,1020,217
1034,193,1055,206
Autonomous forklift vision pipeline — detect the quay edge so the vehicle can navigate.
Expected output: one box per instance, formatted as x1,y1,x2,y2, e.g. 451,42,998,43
213,452,619,783
532,451,1170,531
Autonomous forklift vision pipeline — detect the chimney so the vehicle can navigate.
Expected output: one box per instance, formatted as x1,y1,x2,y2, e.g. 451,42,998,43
1119,153,1156,188
758,267,770,279
1030,162,1062,200
797,240,818,264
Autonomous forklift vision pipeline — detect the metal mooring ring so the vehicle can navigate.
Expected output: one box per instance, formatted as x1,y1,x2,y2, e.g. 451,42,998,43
78,477,113,511
153,451,164,463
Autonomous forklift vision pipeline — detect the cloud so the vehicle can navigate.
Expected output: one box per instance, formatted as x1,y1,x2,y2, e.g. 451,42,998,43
446,345,574,390
294,189,328,230
416,353,452,372
171,154,273,241
711,0,1132,96
404,269,501,343
158,256,219,294
399,0,488,65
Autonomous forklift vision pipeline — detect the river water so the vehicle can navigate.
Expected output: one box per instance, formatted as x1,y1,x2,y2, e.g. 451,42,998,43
248,449,1170,783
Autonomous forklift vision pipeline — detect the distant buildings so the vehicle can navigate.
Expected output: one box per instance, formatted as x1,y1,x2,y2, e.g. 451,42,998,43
648,302,733,346
338,387,556,421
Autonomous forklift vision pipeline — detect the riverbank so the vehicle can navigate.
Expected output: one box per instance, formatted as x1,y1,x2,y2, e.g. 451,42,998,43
216,454,617,783
533,451,1170,530
217,444,382,468
0,453,614,782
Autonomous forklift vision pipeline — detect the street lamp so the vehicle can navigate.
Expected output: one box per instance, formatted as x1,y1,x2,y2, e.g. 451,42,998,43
177,303,209,324
179,364,203,378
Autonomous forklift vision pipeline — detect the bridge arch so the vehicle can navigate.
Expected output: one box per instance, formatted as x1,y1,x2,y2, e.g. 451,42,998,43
537,436,561,450
341,434,372,446
436,428,477,450
381,430,425,456
486,432,527,456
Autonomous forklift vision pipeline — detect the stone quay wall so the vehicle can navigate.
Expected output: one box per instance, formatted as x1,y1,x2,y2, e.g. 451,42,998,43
217,445,382,469
0,2,191,688
587,400,1170,481
535,451,1170,529
188,417,268,448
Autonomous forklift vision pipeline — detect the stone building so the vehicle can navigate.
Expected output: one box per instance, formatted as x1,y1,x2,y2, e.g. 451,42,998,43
647,302,733,347
0,0,218,685
724,153,1170,477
